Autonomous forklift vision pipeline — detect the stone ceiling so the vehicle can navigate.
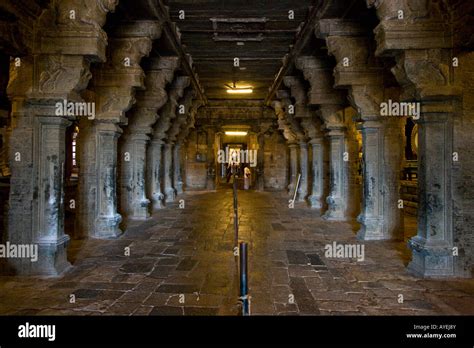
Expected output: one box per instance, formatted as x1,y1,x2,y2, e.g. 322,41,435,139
167,0,314,102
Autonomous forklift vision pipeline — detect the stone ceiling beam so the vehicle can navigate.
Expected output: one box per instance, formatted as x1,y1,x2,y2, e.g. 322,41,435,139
295,55,345,108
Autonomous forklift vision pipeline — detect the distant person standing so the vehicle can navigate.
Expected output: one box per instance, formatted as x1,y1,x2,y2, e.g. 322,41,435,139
226,149,239,183
244,166,251,190
226,159,237,183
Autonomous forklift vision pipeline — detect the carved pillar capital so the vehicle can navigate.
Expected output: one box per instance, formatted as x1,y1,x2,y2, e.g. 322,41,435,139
283,75,307,106
368,0,452,57
271,97,298,144
320,104,346,132
349,85,384,121
300,116,323,142
257,120,274,136
90,20,163,124
167,76,192,104
153,76,191,142
127,56,180,135
391,49,462,103
8,55,93,103
37,0,119,61
177,98,200,145
327,36,383,88
367,1,462,104
169,88,195,143
276,88,307,142
316,19,383,89
295,55,345,106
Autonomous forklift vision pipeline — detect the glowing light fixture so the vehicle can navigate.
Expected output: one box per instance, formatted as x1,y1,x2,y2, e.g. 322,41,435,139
226,88,253,94
225,131,248,136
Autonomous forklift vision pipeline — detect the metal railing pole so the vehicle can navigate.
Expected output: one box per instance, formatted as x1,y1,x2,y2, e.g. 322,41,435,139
239,241,249,316
292,173,301,204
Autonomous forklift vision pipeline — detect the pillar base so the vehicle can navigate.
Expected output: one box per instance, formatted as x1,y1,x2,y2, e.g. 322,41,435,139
165,188,176,202
130,199,151,220
322,210,346,221
288,183,295,196
356,214,385,240
34,238,72,276
322,196,346,221
296,188,308,202
94,214,122,239
356,213,403,241
5,236,72,276
407,236,454,278
308,195,323,209
176,182,184,195
151,193,165,210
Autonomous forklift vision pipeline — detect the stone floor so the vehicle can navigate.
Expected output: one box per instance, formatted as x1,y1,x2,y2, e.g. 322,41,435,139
0,187,473,316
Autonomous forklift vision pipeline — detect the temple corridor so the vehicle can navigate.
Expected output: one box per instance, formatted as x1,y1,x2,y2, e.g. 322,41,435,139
0,0,473,324
0,188,473,316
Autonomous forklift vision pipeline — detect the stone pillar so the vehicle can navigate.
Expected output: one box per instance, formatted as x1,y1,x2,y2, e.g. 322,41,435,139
120,133,150,219
9,109,72,275
92,122,123,236
77,21,160,238
205,126,217,190
288,143,299,196
119,56,179,220
152,76,190,204
77,120,124,238
300,117,325,209
0,54,11,178
297,142,309,201
272,98,298,195
215,131,224,179
5,1,116,275
357,117,384,237
34,115,71,274
296,56,349,213
283,76,311,202
167,89,195,196
409,100,455,277
173,143,183,194
317,20,403,239
308,138,324,209
146,139,164,209
356,103,403,241
322,112,348,221
368,0,465,277
175,100,203,194
255,120,272,191
163,142,175,202
256,133,265,191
